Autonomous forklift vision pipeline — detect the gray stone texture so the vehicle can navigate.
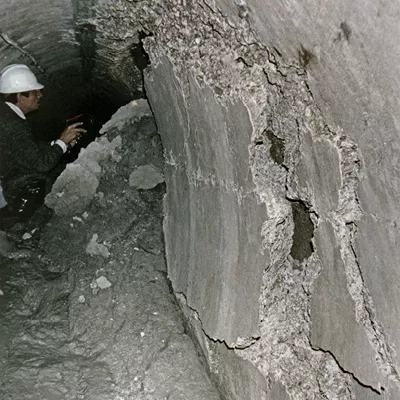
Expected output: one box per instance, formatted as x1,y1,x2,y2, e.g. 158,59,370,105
311,221,382,389
293,132,341,217
129,164,164,189
355,213,400,367
352,380,382,400
1,0,400,398
146,58,269,346
45,135,122,215
0,104,221,400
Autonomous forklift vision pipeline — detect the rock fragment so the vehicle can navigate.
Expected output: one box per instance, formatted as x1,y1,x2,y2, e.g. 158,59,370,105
78,295,86,303
96,276,112,289
129,164,164,189
86,234,110,258
46,136,122,216
99,99,152,135
0,231,16,257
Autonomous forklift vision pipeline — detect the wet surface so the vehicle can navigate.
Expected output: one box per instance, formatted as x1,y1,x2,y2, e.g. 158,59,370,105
0,114,221,400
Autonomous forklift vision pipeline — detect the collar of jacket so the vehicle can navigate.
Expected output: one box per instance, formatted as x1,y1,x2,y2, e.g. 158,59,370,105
5,102,26,120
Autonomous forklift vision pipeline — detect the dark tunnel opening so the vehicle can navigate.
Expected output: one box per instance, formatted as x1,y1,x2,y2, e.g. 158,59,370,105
26,35,151,162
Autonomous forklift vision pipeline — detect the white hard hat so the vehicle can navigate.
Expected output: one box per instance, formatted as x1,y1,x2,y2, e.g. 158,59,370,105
0,64,44,94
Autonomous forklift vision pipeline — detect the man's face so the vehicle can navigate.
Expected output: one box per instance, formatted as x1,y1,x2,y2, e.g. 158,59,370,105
18,89,42,114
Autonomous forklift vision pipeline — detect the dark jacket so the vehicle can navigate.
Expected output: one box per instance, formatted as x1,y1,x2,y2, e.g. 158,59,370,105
0,101,63,202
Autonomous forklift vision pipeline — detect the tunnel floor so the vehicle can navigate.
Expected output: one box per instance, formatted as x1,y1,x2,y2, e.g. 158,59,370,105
0,104,221,400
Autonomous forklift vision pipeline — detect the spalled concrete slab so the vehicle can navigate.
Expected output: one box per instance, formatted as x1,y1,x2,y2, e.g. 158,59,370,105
146,58,269,347
311,220,382,390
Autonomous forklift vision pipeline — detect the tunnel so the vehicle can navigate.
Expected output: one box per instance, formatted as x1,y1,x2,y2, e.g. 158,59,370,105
0,0,400,399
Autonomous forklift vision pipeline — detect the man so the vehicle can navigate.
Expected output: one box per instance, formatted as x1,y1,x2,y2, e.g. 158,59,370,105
0,64,85,230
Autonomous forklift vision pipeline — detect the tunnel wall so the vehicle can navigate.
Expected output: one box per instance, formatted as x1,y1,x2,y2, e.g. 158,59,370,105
145,56,269,347
1,0,400,398
128,1,399,398
0,0,143,118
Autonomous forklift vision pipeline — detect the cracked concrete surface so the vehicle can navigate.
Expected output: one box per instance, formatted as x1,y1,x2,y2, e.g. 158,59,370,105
90,0,400,397
1,0,400,398
146,59,269,347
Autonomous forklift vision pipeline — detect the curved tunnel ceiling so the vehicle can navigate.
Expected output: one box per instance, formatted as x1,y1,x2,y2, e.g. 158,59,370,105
0,0,143,123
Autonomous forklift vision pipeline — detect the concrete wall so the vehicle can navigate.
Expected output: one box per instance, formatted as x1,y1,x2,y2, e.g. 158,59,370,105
1,0,400,398
132,0,399,398
145,57,268,347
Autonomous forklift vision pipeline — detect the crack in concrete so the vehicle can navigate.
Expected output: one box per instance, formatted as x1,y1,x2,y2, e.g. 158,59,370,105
310,341,381,396
348,237,400,385
175,292,260,350
93,0,400,397
325,130,400,387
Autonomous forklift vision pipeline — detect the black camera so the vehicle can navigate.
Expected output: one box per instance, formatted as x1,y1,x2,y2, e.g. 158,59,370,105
63,113,95,162
66,113,94,131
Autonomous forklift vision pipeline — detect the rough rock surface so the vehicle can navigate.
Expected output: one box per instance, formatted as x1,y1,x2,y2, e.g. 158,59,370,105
99,99,153,135
92,0,400,398
45,135,122,216
0,105,221,400
86,233,111,258
129,164,164,190
1,0,400,398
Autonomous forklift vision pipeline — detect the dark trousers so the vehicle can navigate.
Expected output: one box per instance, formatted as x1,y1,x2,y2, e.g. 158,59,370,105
0,179,46,231
0,162,66,231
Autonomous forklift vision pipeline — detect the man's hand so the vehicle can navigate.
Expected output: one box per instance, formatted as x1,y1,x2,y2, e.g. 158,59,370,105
59,122,87,145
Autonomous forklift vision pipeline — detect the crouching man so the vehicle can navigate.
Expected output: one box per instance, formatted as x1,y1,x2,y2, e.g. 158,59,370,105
0,64,86,231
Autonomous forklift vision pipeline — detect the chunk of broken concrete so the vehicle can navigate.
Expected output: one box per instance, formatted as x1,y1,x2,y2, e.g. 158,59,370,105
96,276,112,289
22,233,32,240
86,234,110,258
129,164,164,189
99,99,152,135
78,295,86,303
45,136,122,216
